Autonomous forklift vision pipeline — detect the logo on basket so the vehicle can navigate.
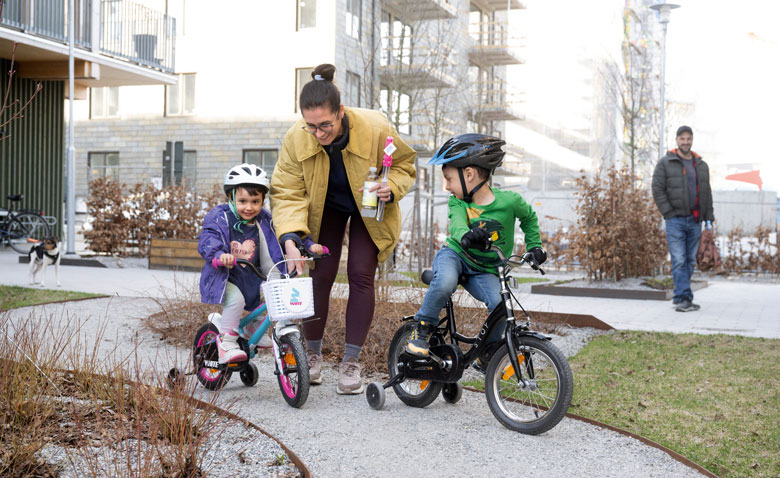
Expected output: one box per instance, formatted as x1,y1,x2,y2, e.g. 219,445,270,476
289,288,302,307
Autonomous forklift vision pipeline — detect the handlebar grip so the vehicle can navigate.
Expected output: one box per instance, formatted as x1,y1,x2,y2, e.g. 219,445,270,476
321,245,330,255
211,257,236,268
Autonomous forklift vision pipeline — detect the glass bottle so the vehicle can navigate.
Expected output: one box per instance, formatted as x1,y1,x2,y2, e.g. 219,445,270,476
361,167,379,217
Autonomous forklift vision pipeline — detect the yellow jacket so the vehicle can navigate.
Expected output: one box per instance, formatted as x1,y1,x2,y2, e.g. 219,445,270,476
270,107,417,263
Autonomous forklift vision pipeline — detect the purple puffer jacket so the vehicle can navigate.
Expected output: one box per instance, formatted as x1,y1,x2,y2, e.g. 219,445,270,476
198,204,289,305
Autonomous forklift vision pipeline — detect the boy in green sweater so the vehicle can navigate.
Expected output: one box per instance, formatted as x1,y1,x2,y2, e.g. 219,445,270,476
406,134,546,370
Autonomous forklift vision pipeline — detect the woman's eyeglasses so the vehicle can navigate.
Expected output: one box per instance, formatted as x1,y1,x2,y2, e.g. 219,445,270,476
302,122,335,134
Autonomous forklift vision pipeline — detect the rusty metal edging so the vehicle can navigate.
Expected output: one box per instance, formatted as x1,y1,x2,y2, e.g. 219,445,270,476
461,386,718,478
173,394,311,478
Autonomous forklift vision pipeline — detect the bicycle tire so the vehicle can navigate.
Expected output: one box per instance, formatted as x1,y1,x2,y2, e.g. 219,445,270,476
485,336,573,435
276,334,310,408
193,322,231,390
388,322,442,408
7,212,50,254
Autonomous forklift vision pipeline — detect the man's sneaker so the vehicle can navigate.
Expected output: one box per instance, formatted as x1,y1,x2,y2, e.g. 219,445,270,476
336,357,364,395
307,350,323,385
218,332,247,364
405,321,435,357
672,297,683,305
675,300,698,312
691,302,701,310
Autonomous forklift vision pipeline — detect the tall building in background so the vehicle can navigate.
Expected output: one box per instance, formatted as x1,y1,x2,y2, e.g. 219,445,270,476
72,0,525,211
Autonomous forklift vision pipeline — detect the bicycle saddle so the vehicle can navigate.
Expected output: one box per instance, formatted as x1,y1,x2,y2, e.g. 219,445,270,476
8,194,23,201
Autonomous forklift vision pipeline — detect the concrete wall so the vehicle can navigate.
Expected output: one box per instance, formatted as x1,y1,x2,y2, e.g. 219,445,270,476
712,190,778,233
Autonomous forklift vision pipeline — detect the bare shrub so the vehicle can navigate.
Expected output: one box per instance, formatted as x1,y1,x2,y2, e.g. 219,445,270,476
719,225,779,275
84,179,222,256
563,167,667,281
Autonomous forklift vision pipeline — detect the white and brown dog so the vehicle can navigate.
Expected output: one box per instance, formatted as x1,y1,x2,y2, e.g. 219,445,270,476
28,236,61,287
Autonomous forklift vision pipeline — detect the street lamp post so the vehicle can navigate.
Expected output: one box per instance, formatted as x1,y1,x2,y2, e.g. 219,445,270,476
650,2,679,159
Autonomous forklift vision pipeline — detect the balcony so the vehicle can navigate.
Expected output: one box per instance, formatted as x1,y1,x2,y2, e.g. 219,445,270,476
1,0,175,91
469,77,524,123
477,0,525,11
400,119,456,155
380,0,457,21
468,20,524,66
378,34,457,89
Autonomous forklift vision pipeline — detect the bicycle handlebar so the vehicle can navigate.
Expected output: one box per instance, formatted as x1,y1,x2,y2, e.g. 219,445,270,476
460,235,545,276
211,245,331,280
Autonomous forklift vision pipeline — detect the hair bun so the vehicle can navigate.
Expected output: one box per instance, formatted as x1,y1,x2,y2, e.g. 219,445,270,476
311,64,336,82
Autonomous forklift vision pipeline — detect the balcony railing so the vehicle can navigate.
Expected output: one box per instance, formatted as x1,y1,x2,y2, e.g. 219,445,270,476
468,20,524,66
469,78,524,122
378,34,456,89
380,0,457,21
100,0,175,72
0,0,175,73
1,0,92,47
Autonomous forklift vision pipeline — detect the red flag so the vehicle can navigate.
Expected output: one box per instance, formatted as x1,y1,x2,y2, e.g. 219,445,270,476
725,170,762,190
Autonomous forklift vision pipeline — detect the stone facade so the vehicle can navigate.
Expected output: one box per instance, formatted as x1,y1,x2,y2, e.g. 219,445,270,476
73,116,297,202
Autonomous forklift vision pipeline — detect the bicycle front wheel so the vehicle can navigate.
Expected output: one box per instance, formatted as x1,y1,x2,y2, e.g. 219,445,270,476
276,334,310,408
485,336,573,435
7,213,51,254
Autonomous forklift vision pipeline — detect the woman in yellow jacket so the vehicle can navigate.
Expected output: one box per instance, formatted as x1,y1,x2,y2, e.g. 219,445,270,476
270,64,416,395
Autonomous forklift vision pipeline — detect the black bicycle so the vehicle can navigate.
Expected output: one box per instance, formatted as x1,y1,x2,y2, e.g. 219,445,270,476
0,194,51,254
366,238,573,435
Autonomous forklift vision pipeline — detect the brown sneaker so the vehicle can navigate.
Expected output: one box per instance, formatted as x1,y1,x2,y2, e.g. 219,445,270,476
336,357,364,395
307,350,323,385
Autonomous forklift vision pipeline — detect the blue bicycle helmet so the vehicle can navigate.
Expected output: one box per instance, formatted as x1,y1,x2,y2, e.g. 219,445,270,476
427,134,505,202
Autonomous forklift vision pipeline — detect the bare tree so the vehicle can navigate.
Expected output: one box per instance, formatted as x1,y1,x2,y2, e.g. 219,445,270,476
0,1,44,141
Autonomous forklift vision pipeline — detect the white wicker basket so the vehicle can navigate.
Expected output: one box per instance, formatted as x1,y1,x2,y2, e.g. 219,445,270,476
261,277,314,321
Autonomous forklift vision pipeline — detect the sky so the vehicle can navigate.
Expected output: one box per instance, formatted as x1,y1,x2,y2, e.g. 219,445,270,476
509,0,780,192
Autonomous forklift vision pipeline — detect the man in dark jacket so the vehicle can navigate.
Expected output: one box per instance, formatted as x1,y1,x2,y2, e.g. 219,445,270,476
652,126,714,312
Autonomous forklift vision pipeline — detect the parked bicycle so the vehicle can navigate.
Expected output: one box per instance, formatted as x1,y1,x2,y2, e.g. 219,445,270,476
0,194,51,254
366,238,574,435
168,246,329,408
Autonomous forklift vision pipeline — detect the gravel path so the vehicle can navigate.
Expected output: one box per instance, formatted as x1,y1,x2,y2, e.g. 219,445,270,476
7,297,708,478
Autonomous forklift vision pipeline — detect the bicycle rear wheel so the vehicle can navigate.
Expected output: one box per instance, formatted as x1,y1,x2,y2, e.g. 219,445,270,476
485,336,573,435
7,213,50,254
388,322,442,408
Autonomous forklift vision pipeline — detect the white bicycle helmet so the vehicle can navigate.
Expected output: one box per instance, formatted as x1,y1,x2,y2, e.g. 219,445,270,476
223,163,270,194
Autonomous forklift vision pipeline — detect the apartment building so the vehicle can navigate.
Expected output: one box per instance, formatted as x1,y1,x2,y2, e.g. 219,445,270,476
0,0,176,233
72,0,525,208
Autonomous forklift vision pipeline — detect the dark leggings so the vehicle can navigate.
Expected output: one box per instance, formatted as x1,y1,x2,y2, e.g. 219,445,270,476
305,207,378,347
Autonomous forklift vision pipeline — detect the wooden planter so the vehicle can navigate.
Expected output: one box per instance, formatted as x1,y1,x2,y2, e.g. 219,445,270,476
148,238,202,272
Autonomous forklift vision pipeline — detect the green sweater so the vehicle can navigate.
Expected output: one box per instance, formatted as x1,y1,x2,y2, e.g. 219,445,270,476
445,188,542,274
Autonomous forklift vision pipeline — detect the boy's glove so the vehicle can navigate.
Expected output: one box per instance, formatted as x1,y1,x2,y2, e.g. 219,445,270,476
528,246,547,265
461,227,491,251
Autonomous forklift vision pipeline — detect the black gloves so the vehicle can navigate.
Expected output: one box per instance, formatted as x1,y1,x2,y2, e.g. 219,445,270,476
460,227,491,251
523,246,547,266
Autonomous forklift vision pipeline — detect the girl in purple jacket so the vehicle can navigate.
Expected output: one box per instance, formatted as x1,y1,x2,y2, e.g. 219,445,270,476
198,163,319,363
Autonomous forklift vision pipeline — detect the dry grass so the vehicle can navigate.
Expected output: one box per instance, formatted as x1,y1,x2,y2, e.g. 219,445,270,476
0,308,239,477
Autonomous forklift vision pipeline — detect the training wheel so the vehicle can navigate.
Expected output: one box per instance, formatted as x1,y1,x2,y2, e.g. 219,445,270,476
240,362,259,387
442,382,463,404
167,368,183,390
366,382,386,410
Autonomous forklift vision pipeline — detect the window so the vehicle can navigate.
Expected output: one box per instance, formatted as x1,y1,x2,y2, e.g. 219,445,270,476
297,0,316,30
163,149,197,188
165,73,196,116
380,11,412,67
346,0,360,38
380,86,410,135
344,71,361,107
90,87,119,118
243,149,279,177
295,67,314,113
88,152,120,182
